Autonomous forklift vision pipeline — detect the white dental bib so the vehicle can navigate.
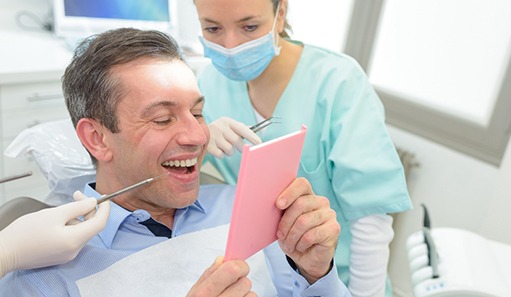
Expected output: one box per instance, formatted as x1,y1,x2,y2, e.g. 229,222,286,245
76,224,276,296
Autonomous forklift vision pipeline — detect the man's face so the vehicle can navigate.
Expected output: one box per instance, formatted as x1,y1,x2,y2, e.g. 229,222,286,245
101,57,209,211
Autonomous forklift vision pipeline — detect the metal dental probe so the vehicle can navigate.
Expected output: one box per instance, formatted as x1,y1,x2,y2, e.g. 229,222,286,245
0,171,33,184
96,172,170,204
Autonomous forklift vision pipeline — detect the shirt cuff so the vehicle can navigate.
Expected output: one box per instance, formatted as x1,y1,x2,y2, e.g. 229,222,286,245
286,256,352,297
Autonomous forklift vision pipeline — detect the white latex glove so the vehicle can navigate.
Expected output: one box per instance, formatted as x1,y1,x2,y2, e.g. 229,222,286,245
0,191,110,278
207,117,262,158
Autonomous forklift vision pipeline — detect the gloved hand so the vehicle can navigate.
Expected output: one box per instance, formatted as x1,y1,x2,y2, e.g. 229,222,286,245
0,191,110,277
207,117,262,158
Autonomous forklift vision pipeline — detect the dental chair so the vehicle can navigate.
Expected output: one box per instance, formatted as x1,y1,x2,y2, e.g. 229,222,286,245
0,119,224,231
0,196,50,231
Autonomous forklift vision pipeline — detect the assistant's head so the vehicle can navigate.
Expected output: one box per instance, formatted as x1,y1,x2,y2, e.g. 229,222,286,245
194,0,291,42
62,28,209,211
194,0,292,81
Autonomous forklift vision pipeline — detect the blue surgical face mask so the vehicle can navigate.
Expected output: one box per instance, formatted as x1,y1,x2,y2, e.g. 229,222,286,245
199,2,281,81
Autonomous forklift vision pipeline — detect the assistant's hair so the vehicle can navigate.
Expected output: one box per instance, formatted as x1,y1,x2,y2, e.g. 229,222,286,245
272,0,292,38
62,28,185,133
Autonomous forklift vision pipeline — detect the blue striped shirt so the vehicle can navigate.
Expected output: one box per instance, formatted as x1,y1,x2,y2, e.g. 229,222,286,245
0,184,349,297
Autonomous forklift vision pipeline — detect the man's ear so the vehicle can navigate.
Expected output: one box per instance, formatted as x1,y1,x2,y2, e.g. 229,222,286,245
76,118,113,162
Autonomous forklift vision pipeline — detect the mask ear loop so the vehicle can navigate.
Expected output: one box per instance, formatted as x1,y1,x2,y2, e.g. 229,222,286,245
272,1,282,55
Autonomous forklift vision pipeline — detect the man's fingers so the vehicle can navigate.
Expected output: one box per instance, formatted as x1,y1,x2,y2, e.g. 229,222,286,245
278,197,332,250
218,277,252,296
195,256,224,286
295,214,339,253
275,178,313,210
189,259,250,297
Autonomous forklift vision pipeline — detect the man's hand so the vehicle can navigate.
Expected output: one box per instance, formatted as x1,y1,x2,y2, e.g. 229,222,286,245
187,256,258,297
275,177,340,284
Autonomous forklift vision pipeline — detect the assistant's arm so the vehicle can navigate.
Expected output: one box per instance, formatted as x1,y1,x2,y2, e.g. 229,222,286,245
0,191,109,278
349,214,394,297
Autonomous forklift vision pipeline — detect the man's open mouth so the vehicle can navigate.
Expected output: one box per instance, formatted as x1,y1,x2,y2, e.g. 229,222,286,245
162,158,198,174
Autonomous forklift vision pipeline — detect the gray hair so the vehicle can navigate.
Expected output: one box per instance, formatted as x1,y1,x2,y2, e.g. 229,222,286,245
63,28,184,133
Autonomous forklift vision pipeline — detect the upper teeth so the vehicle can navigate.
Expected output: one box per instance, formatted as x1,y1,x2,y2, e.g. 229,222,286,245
162,158,198,168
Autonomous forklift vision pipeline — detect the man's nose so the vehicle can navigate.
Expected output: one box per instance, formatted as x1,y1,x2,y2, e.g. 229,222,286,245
175,116,208,146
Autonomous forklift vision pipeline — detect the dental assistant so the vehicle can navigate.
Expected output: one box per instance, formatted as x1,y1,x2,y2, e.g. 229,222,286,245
194,0,412,296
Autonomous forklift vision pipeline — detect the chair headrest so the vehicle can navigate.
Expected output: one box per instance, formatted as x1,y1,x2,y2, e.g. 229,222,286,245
4,119,96,206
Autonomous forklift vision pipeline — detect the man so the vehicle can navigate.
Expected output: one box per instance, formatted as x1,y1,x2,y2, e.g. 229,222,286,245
0,28,349,296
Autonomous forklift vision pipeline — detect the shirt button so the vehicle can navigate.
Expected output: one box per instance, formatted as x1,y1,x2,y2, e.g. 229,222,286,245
294,280,300,288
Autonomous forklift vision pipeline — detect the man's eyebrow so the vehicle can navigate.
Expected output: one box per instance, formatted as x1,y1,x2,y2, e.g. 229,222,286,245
194,96,205,107
140,100,177,118
140,96,205,117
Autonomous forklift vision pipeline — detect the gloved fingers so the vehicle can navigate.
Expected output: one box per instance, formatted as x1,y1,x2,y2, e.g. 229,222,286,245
207,142,226,159
210,133,237,157
72,190,89,201
58,196,98,223
67,200,110,241
219,124,256,154
66,218,81,226
216,136,238,156
95,200,111,222
233,138,247,153
73,190,97,220
229,121,262,146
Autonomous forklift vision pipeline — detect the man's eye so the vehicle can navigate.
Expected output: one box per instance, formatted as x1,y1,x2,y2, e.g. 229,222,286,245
193,113,203,119
153,118,171,125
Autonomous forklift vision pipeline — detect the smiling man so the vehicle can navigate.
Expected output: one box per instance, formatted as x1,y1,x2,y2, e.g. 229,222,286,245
0,28,350,296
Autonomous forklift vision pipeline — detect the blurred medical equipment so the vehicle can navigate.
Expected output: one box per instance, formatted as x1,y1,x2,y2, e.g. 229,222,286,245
0,171,32,184
406,205,511,297
96,172,170,204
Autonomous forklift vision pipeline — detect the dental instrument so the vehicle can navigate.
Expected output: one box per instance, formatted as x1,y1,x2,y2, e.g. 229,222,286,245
249,116,281,133
96,172,169,204
0,171,32,184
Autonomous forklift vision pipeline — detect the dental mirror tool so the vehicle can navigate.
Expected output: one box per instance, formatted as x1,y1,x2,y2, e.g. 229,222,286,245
96,172,170,204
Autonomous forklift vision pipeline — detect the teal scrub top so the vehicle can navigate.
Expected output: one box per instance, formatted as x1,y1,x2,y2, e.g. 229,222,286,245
198,42,412,285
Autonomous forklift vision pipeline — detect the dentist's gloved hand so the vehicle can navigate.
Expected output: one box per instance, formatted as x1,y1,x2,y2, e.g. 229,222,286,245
207,117,262,158
0,191,110,278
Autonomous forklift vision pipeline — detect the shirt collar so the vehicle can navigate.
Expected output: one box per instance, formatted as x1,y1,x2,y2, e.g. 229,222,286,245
83,182,206,248
84,183,132,248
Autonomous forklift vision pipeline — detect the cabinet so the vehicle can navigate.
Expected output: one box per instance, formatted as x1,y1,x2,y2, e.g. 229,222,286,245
0,30,72,204
0,81,70,202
